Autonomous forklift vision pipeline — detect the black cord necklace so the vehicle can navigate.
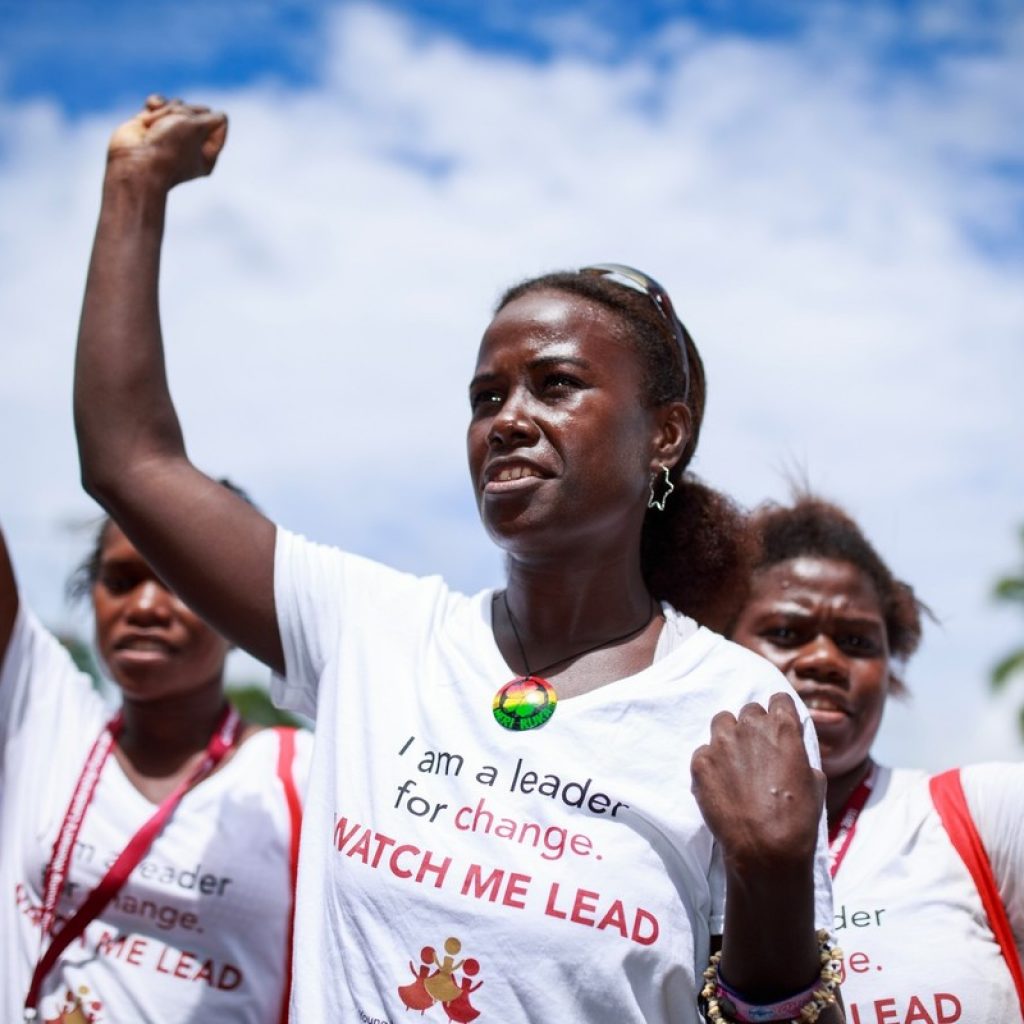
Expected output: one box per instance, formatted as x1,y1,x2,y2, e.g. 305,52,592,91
491,591,658,732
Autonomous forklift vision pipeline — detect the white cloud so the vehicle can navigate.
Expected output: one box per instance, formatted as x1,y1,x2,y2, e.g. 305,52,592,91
1,2,1022,765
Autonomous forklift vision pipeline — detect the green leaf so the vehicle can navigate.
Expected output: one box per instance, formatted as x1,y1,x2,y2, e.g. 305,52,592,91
991,649,1024,689
993,577,1024,603
226,684,304,728
56,632,104,692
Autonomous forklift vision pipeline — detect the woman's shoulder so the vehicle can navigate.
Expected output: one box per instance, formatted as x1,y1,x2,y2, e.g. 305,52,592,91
957,761,1024,837
642,620,820,732
233,722,313,770
275,525,461,608
206,724,313,815
682,626,800,700
3,602,84,676
883,761,1024,820
1,604,109,787
1,602,106,722
872,763,1024,842
959,760,1024,791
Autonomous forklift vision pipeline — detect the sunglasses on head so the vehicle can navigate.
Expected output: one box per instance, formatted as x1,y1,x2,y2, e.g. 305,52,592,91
580,263,691,402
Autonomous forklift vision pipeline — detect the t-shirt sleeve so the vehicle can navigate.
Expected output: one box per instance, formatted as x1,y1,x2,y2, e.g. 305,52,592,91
0,604,106,775
270,526,447,720
801,715,834,935
270,528,345,719
291,727,314,798
960,761,1024,955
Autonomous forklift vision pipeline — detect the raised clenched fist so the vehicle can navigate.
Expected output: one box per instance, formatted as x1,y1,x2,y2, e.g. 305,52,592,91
107,95,228,191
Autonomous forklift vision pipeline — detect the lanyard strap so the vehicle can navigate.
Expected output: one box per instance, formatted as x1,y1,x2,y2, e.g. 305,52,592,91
828,763,876,879
25,704,242,1017
38,713,122,942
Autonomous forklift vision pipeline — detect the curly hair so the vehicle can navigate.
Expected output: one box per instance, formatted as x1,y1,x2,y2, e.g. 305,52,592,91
746,494,927,693
496,271,752,632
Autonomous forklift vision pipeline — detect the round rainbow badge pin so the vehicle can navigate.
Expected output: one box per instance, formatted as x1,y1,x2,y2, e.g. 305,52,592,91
492,676,558,731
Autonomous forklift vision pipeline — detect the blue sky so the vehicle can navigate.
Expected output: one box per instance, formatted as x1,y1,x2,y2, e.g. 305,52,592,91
4,0,1021,260
0,0,1022,767
2,0,1018,112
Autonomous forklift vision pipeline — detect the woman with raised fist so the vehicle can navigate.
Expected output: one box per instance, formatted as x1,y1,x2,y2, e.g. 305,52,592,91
71,97,841,1024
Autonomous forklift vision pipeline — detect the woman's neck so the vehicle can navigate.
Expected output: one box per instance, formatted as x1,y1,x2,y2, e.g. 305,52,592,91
117,679,228,778
503,548,654,641
825,757,876,829
497,549,661,697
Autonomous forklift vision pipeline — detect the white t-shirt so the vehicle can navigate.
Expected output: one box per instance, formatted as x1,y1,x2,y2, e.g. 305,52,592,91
0,605,312,1023
272,529,833,1024
833,763,1024,1023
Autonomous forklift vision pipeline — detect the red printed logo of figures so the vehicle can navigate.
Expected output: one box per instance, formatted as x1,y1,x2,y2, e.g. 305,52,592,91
398,936,483,1021
43,984,104,1024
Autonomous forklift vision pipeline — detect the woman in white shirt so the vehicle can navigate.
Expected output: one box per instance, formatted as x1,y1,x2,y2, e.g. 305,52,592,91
71,95,841,1024
731,494,1024,1022
0,494,309,1023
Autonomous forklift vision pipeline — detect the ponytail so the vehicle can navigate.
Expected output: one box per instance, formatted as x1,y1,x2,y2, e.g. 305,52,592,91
641,473,754,634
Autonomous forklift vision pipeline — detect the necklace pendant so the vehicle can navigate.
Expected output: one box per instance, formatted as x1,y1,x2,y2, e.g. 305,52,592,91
492,675,558,731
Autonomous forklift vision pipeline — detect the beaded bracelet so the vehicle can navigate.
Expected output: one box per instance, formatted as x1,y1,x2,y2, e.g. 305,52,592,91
697,929,843,1024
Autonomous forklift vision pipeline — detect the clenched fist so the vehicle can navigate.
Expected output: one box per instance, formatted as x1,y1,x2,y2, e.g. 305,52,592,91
107,95,228,192
691,692,825,871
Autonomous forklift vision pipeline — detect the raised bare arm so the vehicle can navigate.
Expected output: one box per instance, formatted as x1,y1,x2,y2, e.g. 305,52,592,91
75,97,283,673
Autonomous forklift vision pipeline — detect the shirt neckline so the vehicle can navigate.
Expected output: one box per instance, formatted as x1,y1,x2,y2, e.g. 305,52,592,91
105,726,271,809
476,591,715,715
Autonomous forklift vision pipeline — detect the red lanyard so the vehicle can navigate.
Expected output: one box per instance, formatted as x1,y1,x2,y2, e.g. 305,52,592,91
828,763,877,879
24,704,242,1018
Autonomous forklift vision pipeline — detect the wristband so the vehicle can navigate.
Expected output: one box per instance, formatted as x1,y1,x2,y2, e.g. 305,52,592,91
715,976,819,1022
697,929,843,1024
